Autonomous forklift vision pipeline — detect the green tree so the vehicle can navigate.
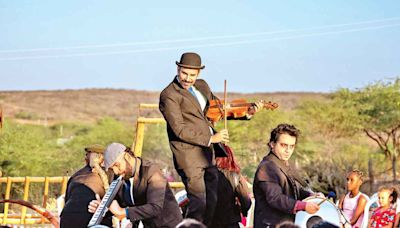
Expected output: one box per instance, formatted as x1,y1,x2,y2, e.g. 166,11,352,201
0,121,58,176
293,91,389,195
336,78,400,180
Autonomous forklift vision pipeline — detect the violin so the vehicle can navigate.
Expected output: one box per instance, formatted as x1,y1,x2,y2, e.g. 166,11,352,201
206,99,279,123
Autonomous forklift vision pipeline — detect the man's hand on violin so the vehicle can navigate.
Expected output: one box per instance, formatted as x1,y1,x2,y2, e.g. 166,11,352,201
253,100,264,113
245,100,264,118
211,129,229,144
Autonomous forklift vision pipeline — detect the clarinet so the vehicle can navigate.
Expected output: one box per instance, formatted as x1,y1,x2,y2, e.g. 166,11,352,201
88,176,124,227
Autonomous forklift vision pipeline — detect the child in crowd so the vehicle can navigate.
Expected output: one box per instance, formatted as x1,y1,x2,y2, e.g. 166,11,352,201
368,186,397,228
392,187,400,227
339,169,368,228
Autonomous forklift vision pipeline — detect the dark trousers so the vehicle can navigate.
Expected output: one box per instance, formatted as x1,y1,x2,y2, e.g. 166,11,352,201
177,166,219,226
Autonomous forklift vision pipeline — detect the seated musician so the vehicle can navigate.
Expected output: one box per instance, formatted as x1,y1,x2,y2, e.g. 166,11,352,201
60,144,112,228
88,142,183,228
253,124,321,228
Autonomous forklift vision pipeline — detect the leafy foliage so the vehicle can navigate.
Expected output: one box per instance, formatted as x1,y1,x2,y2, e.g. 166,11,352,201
1,78,399,199
334,79,400,180
0,117,134,177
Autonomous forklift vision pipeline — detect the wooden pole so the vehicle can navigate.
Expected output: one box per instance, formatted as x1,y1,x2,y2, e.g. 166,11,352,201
0,106,3,129
223,80,227,130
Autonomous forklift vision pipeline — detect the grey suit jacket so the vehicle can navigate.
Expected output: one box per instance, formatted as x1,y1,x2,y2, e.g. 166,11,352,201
159,77,217,169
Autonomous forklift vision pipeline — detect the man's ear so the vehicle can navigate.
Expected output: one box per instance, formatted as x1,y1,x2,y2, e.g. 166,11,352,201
269,142,275,150
113,162,119,169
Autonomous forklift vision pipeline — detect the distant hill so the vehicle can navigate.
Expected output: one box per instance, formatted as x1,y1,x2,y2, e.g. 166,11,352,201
0,89,329,124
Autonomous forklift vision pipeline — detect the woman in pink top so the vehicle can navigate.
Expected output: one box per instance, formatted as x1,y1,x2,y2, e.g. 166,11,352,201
339,169,368,228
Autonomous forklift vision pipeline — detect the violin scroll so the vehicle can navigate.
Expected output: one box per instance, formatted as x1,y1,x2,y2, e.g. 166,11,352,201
262,100,279,110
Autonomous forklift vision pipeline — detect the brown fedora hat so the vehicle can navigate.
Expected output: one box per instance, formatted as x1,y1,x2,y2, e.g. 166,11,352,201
176,52,205,69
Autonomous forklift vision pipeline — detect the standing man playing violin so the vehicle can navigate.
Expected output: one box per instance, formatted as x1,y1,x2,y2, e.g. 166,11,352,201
159,52,262,225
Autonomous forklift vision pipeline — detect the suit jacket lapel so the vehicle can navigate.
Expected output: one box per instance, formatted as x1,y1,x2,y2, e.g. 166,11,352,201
194,80,211,115
271,153,307,187
267,153,300,199
172,78,204,115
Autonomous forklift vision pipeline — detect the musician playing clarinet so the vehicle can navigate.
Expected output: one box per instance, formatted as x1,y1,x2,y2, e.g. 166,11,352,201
253,124,321,228
88,142,182,228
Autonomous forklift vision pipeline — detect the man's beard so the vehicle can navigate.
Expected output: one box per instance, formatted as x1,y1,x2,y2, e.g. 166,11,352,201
122,163,133,180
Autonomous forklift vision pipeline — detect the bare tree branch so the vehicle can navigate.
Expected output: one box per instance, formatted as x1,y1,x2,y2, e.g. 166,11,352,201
364,129,387,152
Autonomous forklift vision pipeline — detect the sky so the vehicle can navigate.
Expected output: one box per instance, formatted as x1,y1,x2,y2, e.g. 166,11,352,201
0,1,399,93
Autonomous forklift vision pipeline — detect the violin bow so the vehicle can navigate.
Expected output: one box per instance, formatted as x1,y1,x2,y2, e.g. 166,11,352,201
223,80,227,131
